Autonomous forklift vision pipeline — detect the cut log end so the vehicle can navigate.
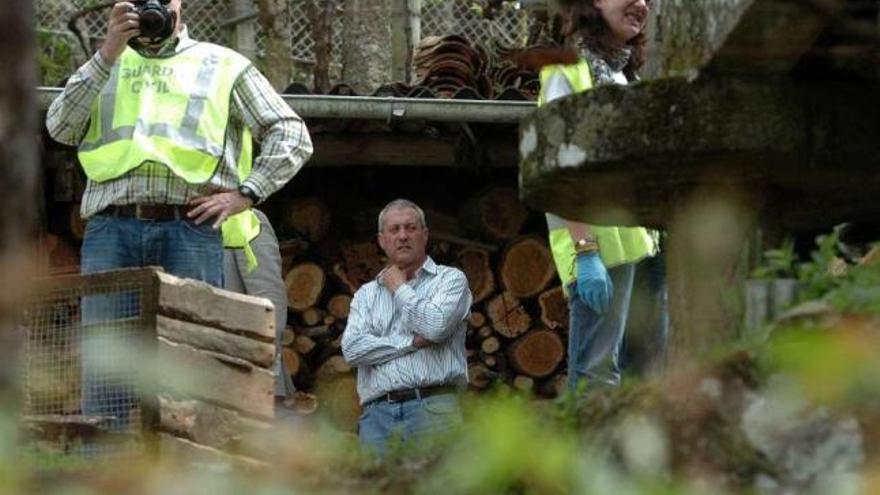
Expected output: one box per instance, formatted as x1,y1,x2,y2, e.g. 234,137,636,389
468,363,492,389
285,262,325,311
538,286,569,330
509,329,564,378
456,247,495,304
500,236,555,299
462,187,528,241
327,294,352,319
285,196,331,243
486,292,532,339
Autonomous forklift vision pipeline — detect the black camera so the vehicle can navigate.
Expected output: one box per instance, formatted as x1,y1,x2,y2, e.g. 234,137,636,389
131,0,176,43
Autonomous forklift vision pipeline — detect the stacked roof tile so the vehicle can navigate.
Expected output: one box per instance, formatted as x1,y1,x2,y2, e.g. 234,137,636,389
284,35,540,101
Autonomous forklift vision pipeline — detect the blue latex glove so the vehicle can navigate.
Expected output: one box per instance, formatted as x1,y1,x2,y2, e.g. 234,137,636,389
575,251,613,314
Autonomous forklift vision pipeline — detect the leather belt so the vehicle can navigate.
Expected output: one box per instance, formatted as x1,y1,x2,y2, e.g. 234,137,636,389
369,384,457,405
98,204,195,221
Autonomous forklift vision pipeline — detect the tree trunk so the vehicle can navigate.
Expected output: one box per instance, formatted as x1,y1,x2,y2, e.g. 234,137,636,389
391,0,420,83
342,0,393,94
231,0,259,62
308,0,336,93
0,0,37,460
642,0,752,79
257,0,293,90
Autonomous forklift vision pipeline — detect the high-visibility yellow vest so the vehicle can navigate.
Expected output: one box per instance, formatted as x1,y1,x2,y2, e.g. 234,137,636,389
539,61,657,292
78,42,262,270
221,127,261,272
79,42,251,183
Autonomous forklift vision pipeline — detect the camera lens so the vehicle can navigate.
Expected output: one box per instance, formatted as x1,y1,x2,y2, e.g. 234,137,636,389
139,9,166,38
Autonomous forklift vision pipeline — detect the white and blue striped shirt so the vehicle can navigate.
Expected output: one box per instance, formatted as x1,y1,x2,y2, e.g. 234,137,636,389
342,257,472,404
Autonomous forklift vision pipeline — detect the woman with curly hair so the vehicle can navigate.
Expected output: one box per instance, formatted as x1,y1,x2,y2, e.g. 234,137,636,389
538,0,665,394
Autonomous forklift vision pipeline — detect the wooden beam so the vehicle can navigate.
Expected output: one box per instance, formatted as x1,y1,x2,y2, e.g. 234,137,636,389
311,132,519,167
156,271,276,341
157,315,275,368
159,395,270,449
157,338,275,420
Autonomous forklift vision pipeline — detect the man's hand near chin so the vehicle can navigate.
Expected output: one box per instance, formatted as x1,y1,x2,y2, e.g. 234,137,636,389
380,264,406,292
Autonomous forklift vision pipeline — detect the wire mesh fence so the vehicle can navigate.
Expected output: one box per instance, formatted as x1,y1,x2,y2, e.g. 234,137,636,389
21,269,158,463
35,0,535,87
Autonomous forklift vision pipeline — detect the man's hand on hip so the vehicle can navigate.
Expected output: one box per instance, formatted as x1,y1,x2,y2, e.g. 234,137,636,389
575,251,614,314
99,2,140,65
188,191,253,229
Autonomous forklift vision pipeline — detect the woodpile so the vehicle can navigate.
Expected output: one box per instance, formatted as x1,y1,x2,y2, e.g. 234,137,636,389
275,188,570,403
31,184,571,448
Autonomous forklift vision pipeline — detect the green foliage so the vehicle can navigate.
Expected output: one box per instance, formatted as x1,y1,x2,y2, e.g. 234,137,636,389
750,237,797,279
795,225,845,302
825,257,880,314
36,30,74,86
752,227,880,315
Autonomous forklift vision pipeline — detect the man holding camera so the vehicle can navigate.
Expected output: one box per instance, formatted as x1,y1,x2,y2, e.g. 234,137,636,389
46,0,312,286
46,0,312,430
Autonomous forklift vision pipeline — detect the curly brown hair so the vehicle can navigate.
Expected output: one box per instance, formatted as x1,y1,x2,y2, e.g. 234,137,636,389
560,1,650,73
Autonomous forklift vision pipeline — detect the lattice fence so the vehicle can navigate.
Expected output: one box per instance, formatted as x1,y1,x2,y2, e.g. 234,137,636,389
35,0,535,86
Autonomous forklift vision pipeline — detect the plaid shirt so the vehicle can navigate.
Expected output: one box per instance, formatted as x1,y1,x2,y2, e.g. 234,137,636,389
46,27,312,218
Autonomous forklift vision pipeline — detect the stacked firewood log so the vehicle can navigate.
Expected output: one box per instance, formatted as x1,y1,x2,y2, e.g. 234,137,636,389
278,186,569,415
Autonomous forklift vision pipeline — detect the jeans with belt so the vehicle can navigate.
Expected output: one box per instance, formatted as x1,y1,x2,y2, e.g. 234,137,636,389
358,392,462,456
567,262,636,392
80,214,223,432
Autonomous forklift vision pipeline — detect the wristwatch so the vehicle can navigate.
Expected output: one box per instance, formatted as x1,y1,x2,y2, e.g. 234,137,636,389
575,236,599,254
237,184,260,204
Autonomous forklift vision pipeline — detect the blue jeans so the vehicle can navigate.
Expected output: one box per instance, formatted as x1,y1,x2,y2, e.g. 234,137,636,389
358,393,462,456
567,262,636,391
80,214,223,431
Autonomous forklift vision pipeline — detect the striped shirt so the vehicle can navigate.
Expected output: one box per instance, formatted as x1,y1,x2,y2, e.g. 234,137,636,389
45,27,312,219
342,257,473,404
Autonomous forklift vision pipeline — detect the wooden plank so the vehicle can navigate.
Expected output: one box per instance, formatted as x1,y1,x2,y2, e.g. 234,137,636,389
159,395,271,450
158,433,270,471
309,132,518,168
157,315,275,368
157,338,275,420
156,271,275,341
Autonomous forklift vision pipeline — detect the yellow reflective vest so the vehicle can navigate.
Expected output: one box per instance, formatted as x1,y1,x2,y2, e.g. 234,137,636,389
78,42,262,270
538,60,657,293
